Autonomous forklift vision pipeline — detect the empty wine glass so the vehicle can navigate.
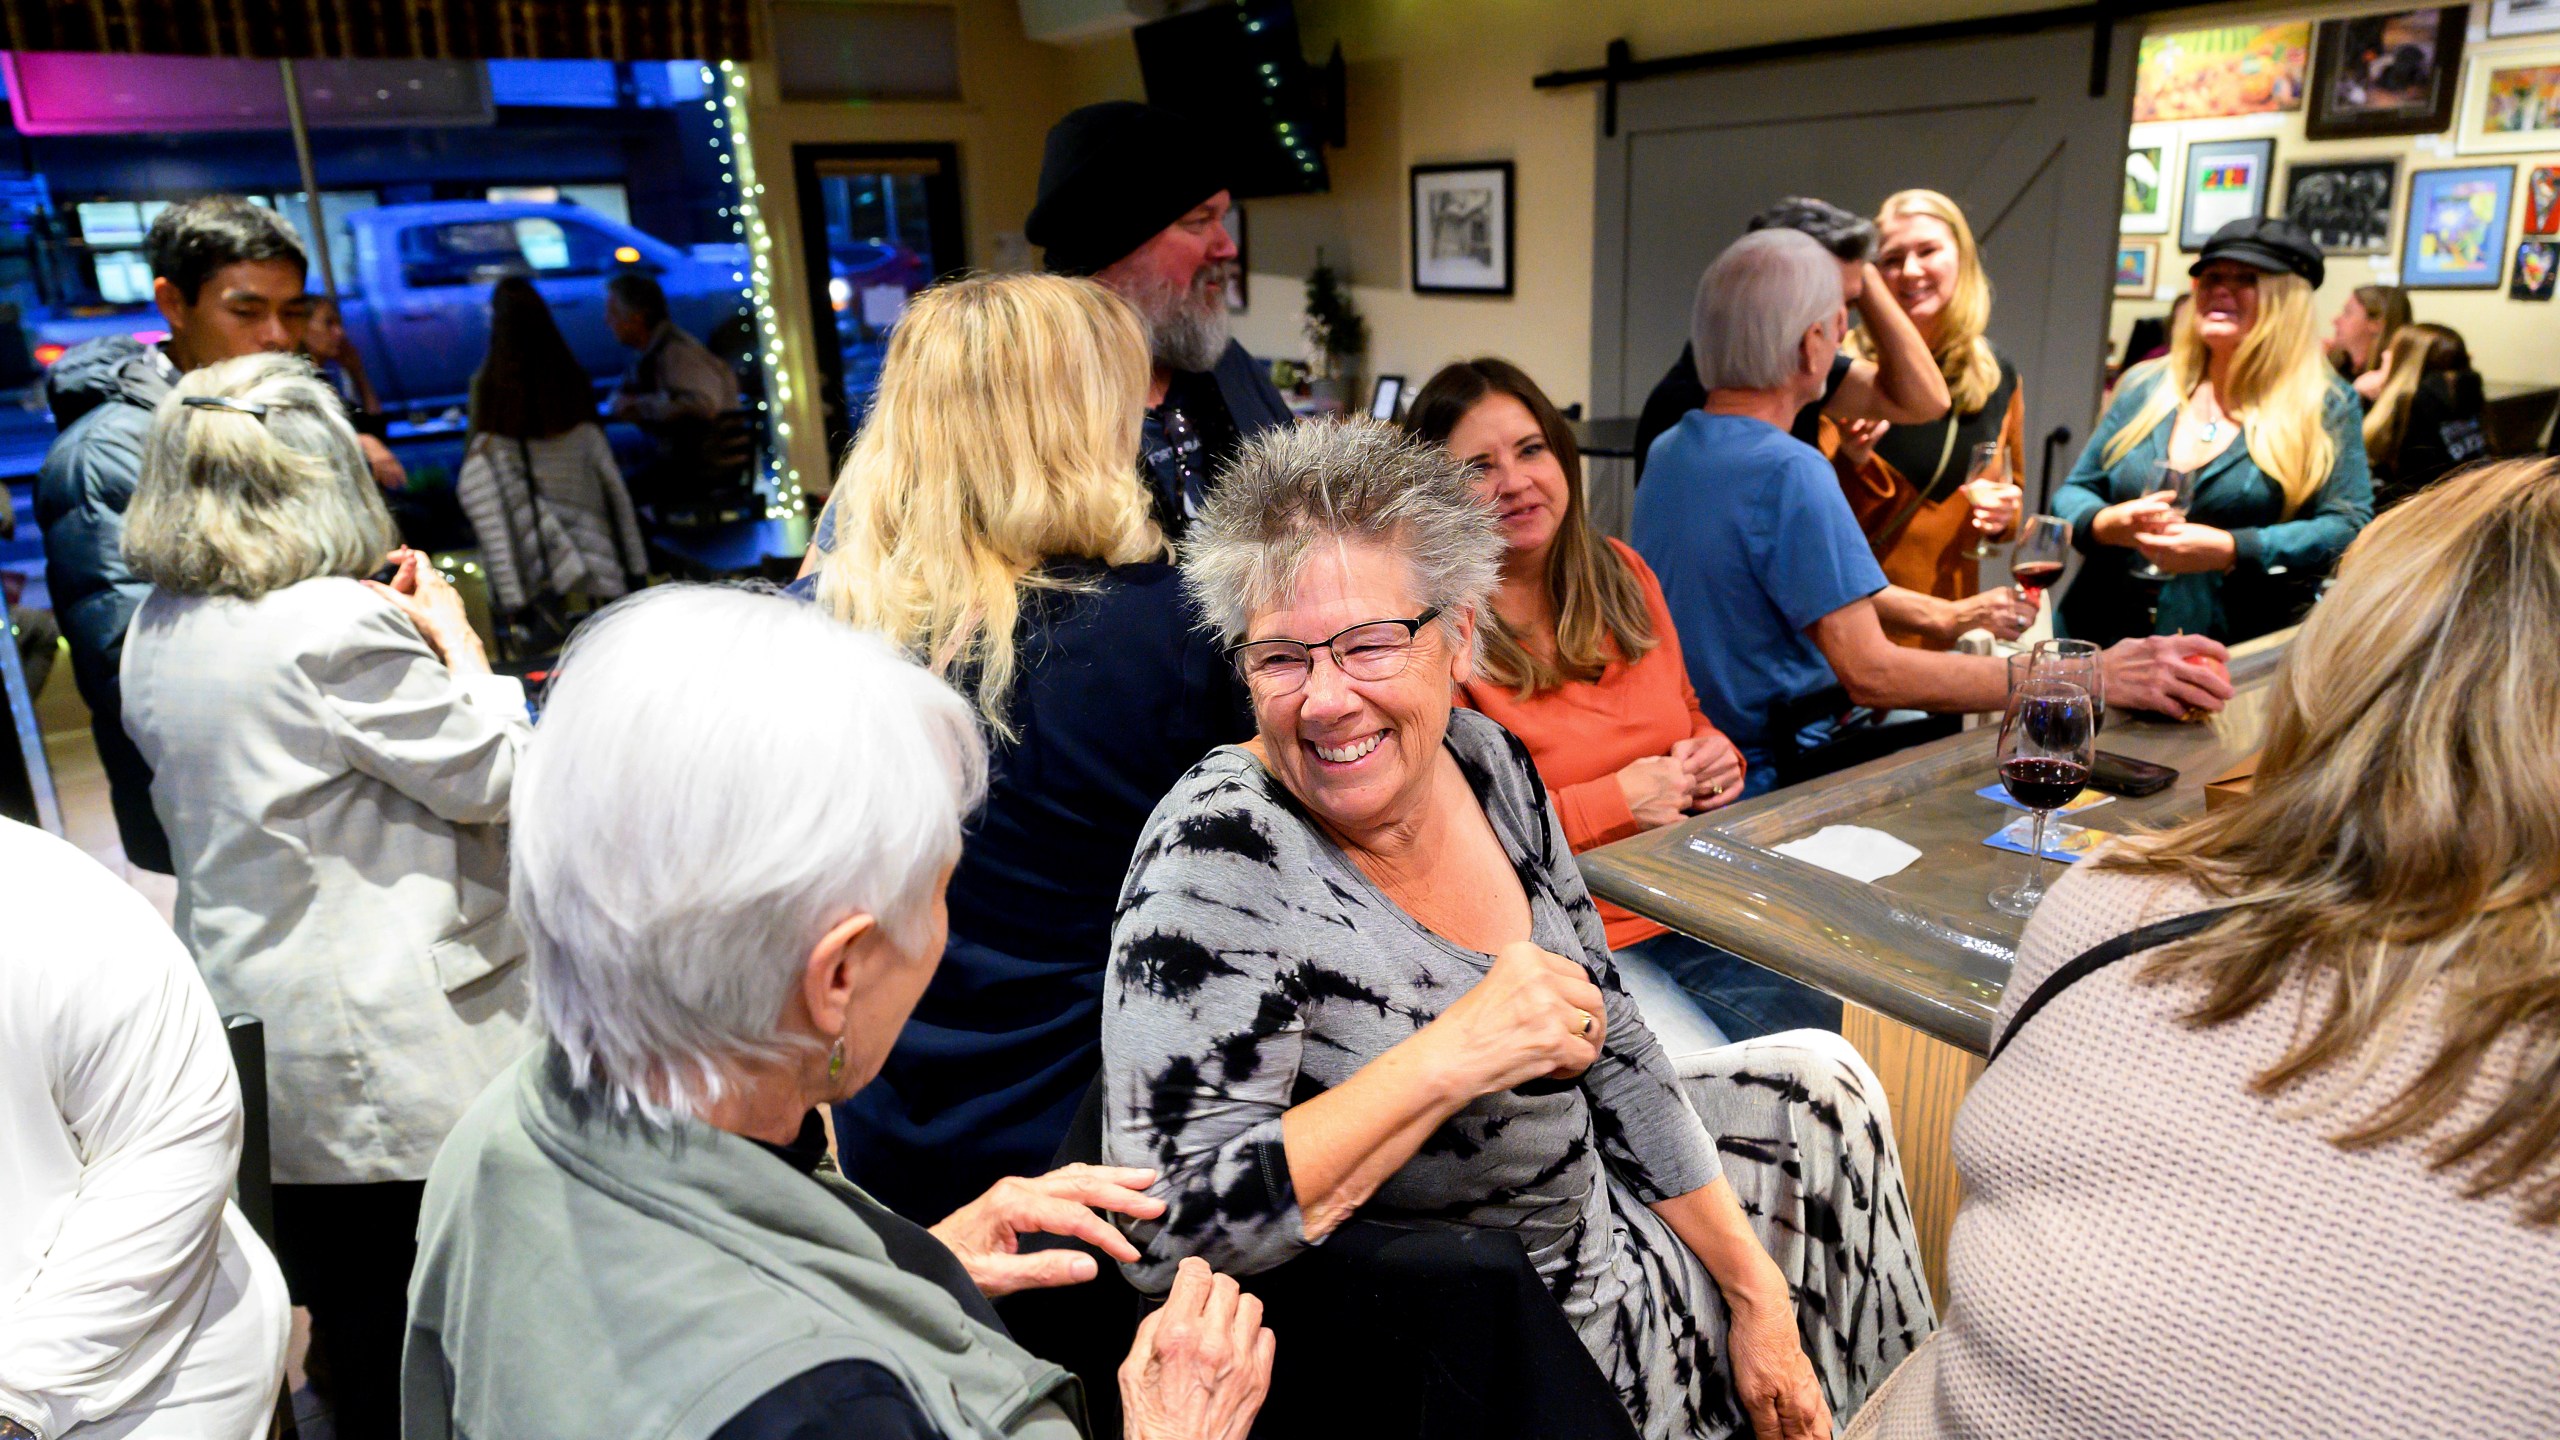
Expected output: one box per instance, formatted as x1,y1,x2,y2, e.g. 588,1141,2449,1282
1964,441,2009,559
1991,661,2095,918
2128,462,2197,582
2030,636,2104,738
2008,516,2071,615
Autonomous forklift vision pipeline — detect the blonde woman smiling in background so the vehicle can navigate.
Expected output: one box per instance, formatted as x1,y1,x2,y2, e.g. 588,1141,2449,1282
1832,190,2034,648
2049,217,2371,648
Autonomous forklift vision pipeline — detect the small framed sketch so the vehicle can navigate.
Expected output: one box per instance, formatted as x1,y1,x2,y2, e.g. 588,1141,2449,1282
1410,162,1514,296
2403,165,2515,288
2527,165,2560,233
2180,137,2276,251
2514,240,2559,298
2116,238,2160,297
2488,0,2560,38
2284,158,2398,253
2123,144,2172,234
1219,203,1248,312
2307,8,2467,139
2457,42,2560,154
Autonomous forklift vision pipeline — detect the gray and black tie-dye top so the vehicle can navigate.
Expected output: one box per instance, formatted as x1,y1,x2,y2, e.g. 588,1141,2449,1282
1099,707,1723,1304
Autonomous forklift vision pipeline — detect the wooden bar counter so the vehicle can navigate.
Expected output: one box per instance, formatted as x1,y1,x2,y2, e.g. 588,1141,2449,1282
1578,628,2293,1287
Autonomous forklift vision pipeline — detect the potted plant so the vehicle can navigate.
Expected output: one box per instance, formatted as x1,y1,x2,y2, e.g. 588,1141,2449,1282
1302,249,1368,411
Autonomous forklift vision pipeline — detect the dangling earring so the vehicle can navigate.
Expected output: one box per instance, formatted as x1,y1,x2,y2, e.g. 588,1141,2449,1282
826,1038,847,1082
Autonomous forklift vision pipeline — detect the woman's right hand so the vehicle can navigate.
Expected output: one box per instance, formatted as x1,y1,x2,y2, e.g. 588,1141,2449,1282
1616,755,1692,830
365,548,490,676
2089,491,2182,549
1424,942,1606,1095
1832,417,1888,469
1120,1258,1275,1440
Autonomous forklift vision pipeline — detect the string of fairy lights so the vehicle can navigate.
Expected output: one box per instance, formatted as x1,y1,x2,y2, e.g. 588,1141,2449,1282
702,60,803,519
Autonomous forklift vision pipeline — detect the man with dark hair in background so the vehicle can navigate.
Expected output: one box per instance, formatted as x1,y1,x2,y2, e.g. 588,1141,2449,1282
1024,100,1292,536
1631,196,1949,482
604,270,737,507
35,196,316,876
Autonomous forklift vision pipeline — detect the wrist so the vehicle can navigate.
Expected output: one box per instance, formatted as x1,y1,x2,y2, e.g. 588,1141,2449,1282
1391,1023,1496,1110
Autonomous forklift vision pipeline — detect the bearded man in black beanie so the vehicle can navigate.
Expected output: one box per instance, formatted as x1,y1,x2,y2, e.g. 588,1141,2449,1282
1026,101,1294,536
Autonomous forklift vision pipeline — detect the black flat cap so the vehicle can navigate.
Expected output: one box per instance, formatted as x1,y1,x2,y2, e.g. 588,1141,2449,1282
1024,102,1227,277
2191,216,2324,289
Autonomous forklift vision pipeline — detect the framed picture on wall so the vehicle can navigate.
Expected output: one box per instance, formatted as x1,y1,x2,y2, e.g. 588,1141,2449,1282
2457,42,2560,153
2180,137,2275,251
2284,158,2398,253
2115,238,2160,296
2488,0,2560,38
2123,145,2172,233
2403,165,2515,287
2514,239,2559,298
1220,203,1248,312
2306,7,2467,139
1410,162,1514,296
2527,165,2560,232
2134,23,2311,121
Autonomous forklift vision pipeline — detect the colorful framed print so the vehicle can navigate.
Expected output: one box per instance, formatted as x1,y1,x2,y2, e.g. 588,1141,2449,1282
2307,8,2467,139
1409,162,1514,296
2403,165,2515,288
2284,159,2398,254
2115,238,2160,297
2488,0,2560,38
2514,239,2559,298
2134,23,2311,121
2458,42,2560,153
2123,145,2172,234
2180,137,2276,251
2527,165,2560,233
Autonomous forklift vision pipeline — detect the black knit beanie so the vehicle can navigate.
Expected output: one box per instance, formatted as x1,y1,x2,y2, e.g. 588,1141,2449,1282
1025,101,1227,277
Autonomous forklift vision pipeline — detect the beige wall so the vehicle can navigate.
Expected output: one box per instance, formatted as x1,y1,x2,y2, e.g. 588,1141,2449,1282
2108,15,2560,383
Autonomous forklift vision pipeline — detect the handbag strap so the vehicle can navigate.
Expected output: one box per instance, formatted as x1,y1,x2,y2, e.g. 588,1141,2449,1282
1865,418,1963,560
1987,905,2238,1065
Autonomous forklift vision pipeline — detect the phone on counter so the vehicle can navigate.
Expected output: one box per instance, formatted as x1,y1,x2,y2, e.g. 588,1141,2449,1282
2088,750,2177,798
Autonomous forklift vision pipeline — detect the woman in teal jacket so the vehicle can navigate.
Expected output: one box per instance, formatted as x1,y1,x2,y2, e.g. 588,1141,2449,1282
2054,218,2371,649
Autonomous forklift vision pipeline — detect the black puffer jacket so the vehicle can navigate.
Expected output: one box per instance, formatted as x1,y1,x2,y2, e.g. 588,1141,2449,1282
35,335,174,872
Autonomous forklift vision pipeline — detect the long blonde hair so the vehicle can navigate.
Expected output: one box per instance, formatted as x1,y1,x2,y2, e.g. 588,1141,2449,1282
811,274,1162,736
2362,322,2473,472
1850,189,2002,416
2099,271,2336,518
2104,458,2560,1224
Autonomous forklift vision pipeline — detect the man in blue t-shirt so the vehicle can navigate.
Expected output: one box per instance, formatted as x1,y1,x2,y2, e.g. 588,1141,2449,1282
1635,229,2236,796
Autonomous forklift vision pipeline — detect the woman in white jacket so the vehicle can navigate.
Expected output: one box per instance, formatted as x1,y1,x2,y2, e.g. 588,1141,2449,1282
456,276,647,632
0,819,289,1440
119,353,534,1438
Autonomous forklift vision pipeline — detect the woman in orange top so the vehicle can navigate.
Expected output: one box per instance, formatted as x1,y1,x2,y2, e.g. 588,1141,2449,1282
1408,358,1842,1043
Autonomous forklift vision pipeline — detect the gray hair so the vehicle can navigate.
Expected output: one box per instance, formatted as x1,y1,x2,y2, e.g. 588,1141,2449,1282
124,353,397,599
1181,419,1501,663
512,585,988,1124
1692,228,1846,392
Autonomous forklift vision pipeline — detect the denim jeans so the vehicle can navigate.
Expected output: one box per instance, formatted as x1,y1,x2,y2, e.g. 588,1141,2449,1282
1617,929,1843,1043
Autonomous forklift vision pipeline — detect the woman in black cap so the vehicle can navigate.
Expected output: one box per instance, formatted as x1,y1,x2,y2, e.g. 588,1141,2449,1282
2048,216,2372,647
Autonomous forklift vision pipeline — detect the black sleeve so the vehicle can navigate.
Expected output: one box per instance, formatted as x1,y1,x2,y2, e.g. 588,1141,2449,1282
711,1360,948,1440
1631,344,1705,484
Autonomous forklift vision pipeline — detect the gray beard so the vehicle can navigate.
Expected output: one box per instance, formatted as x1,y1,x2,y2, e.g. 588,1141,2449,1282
1121,269,1230,374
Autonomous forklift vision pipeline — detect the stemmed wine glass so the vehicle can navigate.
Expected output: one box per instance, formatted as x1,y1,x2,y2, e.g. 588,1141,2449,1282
2008,516,2072,615
1963,441,2008,559
2128,462,2197,582
1991,656,2096,918
2030,636,2104,739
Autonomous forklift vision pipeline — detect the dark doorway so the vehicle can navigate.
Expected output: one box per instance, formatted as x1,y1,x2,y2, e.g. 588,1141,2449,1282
791,143,964,464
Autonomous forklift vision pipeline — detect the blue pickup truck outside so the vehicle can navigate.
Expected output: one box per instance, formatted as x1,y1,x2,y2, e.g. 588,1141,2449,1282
29,201,749,415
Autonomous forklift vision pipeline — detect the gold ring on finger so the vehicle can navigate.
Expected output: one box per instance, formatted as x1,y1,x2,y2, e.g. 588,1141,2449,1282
1575,1009,1594,1037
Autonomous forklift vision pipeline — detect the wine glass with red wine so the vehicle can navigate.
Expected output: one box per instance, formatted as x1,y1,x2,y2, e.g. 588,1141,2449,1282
2031,636,2104,738
2009,516,2071,613
1990,663,2095,917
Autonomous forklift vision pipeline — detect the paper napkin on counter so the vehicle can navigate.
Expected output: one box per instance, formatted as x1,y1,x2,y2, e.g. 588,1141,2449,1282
1771,825,1923,883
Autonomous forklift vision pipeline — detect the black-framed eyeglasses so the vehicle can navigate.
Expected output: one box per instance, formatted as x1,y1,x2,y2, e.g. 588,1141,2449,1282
1225,607,1443,693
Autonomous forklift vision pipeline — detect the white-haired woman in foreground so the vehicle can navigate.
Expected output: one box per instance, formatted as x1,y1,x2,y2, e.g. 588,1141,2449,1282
406,585,1272,1440
119,352,532,1436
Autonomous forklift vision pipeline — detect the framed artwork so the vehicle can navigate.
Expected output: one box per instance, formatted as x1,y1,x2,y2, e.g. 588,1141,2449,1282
2306,8,2467,139
2488,0,2560,38
2458,42,2560,153
1367,375,1406,420
2180,137,2276,251
1219,203,1247,312
2123,144,2172,234
1410,162,1514,296
2115,238,2160,297
2514,239,2559,298
2403,165,2515,288
2134,23,2311,121
2284,159,2399,253
2527,165,2560,233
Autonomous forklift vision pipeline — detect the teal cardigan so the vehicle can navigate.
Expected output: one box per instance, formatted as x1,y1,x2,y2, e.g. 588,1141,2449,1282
2050,362,2371,647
